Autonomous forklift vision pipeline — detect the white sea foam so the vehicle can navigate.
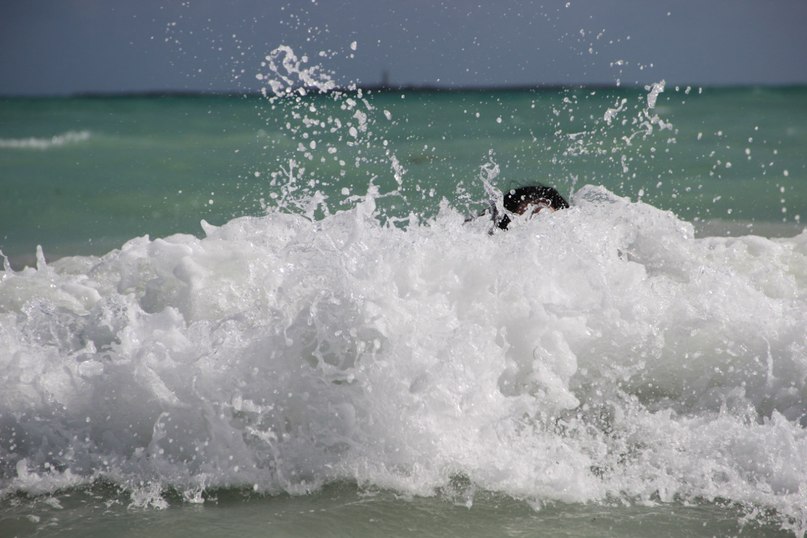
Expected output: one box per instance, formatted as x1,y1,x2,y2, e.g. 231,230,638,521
1,186,806,532
0,130,91,150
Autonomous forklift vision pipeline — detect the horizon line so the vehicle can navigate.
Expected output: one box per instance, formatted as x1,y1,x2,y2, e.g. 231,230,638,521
2,82,806,99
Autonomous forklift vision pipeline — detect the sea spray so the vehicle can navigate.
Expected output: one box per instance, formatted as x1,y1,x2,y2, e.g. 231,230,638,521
2,184,807,533
252,45,414,225
2,37,806,535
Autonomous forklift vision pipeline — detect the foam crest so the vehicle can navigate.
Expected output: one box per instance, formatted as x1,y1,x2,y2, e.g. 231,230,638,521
1,188,807,531
0,131,91,150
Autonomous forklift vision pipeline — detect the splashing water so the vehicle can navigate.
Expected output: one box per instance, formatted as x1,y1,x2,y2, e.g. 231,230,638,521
2,181,807,532
2,42,807,537
256,45,337,97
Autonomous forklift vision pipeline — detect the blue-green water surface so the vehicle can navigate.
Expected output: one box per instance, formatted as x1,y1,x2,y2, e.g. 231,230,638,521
2,87,807,538
2,87,805,267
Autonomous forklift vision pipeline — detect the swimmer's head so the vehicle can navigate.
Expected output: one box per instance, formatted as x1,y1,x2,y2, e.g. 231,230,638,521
497,185,569,230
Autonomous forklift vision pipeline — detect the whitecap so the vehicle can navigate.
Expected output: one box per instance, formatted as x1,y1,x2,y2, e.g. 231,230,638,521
0,130,91,150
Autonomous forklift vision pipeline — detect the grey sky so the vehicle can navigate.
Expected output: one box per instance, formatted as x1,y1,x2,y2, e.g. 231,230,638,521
1,0,806,95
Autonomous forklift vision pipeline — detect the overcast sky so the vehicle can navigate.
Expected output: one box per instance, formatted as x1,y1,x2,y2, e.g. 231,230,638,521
1,0,806,95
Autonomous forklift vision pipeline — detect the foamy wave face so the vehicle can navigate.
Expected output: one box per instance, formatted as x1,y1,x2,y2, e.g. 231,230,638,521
1,187,807,529
0,131,91,150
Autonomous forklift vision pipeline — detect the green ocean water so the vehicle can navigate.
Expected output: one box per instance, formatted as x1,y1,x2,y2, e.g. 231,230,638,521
0,483,793,538
1,86,805,268
2,87,807,538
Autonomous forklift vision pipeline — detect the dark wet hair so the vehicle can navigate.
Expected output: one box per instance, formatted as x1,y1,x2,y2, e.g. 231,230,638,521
497,185,569,230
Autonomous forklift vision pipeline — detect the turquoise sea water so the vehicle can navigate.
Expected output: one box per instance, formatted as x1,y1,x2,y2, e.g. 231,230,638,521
1,86,807,537
0,483,794,538
2,87,805,267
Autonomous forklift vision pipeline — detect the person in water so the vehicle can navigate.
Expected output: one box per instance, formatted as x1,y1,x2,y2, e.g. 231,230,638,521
492,184,569,230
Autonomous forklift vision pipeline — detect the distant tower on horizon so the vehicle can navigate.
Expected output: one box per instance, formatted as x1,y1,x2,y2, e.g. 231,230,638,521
381,69,390,88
